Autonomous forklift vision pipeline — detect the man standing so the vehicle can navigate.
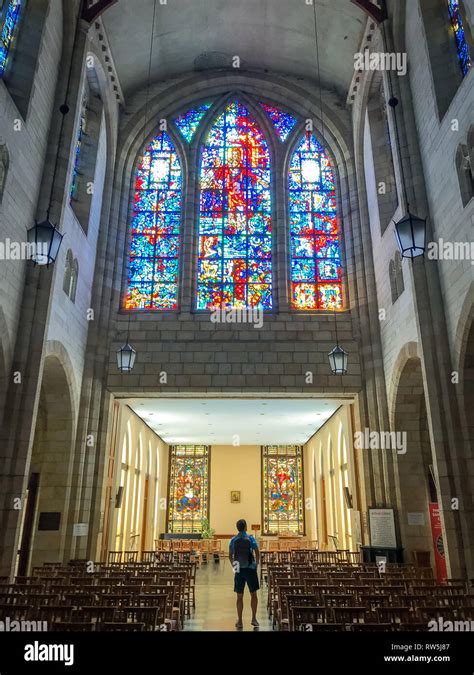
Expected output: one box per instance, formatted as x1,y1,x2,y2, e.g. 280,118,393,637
229,519,260,629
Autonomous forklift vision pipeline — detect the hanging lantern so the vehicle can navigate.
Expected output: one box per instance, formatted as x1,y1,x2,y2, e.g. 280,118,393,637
27,219,64,266
328,345,348,375
117,343,137,373
394,212,426,259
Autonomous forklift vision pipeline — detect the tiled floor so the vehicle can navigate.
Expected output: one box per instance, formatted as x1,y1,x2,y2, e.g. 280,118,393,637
183,559,274,632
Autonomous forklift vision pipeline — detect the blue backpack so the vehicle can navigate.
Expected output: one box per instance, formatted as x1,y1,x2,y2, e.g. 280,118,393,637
234,535,254,569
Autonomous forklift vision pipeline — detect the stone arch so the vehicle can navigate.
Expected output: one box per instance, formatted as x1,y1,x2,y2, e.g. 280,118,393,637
25,353,75,570
392,351,434,567
454,288,474,565
42,340,79,419
388,341,419,427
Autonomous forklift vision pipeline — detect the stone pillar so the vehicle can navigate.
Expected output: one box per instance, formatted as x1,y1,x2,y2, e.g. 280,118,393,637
0,17,90,577
384,14,472,578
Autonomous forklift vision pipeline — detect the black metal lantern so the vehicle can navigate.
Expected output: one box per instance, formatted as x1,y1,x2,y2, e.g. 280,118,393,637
394,211,426,259
117,342,137,373
27,219,64,266
328,345,348,375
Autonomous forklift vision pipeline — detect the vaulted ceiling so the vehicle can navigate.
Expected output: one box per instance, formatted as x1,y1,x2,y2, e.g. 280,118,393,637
102,0,367,99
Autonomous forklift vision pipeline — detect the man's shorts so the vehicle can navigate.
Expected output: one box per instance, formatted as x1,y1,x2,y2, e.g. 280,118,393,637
234,567,260,594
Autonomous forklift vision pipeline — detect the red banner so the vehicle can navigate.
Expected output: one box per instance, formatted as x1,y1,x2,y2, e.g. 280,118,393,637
429,503,448,583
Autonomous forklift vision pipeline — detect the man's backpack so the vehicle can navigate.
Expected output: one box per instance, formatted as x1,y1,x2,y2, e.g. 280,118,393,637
233,535,254,570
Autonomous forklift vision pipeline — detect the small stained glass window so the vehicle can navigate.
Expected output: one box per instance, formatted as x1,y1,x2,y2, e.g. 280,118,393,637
447,0,471,77
0,0,23,78
175,103,212,143
260,102,297,142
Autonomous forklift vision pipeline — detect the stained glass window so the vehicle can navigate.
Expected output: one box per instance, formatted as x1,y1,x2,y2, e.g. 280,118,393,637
125,131,182,310
167,445,210,534
447,0,471,76
289,133,343,311
175,103,212,143
260,103,297,142
197,101,273,310
70,88,88,201
262,446,304,535
0,0,22,77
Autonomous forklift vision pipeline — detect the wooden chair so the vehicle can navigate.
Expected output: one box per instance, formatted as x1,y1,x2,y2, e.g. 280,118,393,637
375,606,413,625
276,585,306,629
398,622,430,632
332,606,368,624
123,603,165,631
299,622,346,632
38,605,73,623
51,621,94,632
100,622,145,631
351,623,394,632
74,606,117,625
286,595,319,631
324,593,357,608
291,605,331,630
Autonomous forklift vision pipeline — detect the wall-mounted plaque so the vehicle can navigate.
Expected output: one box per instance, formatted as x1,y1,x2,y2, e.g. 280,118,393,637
73,523,89,537
407,512,425,526
38,512,61,531
369,508,397,548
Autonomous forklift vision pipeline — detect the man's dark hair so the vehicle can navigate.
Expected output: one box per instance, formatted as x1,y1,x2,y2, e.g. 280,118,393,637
236,519,247,532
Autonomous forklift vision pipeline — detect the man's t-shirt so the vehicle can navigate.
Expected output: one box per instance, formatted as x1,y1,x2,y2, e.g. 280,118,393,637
229,531,258,570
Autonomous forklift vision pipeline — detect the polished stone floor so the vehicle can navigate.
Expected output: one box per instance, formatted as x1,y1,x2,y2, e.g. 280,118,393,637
183,558,273,632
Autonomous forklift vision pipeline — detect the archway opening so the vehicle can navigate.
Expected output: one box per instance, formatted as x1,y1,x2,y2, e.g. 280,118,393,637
394,358,435,569
20,356,74,572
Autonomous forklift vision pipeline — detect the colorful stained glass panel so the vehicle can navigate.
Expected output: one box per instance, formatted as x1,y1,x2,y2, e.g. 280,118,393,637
175,103,212,143
197,101,273,310
262,446,304,535
70,88,88,201
167,446,210,534
447,0,471,77
260,102,297,142
126,132,182,310
0,0,22,77
289,133,343,310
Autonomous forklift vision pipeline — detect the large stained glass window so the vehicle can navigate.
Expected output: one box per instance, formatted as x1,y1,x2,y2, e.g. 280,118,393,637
289,133,343,311
175,103,212,143
167,446,210,534
0,0,22,77
447,0,471,77
197,101,273,310
125,131,182,310
260,103,297,142
262,446,304,535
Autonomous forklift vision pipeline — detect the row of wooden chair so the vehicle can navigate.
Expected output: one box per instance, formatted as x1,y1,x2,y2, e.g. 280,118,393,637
0,558,198,631
265,555,473,631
